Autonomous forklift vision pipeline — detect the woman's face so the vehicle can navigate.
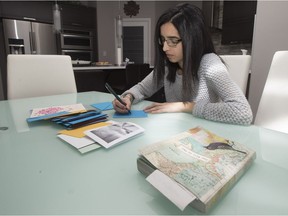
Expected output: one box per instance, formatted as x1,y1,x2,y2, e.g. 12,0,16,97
160,22,183,68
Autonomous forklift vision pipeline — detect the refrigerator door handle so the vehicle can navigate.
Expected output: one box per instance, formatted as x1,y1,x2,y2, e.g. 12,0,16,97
29,31,37,54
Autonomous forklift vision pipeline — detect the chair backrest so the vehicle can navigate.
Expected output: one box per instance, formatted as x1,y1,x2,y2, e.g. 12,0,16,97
7,54,77,99
254,51,288,134
0,67,4,100
220,55,251,94
125,63,151,89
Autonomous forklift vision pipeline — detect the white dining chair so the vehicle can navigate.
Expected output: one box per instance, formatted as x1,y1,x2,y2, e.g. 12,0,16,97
7,54,77,99
254,51,288,134
0,67,4,100
220,55,251,94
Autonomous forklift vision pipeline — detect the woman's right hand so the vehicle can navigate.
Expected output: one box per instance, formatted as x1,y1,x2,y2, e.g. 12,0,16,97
112,96,132,113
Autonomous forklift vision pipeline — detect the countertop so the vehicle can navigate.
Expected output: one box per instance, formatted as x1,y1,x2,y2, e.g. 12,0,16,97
73,65,126,71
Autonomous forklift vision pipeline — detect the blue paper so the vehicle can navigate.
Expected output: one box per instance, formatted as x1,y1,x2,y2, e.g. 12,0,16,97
91,102,113,111
65,113,107,125
52,110,101,123
113,110,148,118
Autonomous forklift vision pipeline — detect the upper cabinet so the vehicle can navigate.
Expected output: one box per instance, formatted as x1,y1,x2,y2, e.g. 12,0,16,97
221,1,257,44
0,1,96,29
0,1,53,23
60,3,96,29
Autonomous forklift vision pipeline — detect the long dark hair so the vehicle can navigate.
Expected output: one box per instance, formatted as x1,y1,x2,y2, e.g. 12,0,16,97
154,3,216,101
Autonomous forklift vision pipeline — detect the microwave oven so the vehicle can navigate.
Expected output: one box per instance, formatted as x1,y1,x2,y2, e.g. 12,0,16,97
60,29,93,50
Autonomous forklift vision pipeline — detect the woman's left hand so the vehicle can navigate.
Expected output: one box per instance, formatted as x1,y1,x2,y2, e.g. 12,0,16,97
144,102,194,114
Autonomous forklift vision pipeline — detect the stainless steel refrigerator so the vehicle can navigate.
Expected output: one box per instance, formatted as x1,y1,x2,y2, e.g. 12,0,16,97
2,18,57,55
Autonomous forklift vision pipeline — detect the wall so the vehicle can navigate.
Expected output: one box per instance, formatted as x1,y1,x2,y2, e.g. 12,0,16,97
96,1,155,65
96,1,201,65
249,1,288,119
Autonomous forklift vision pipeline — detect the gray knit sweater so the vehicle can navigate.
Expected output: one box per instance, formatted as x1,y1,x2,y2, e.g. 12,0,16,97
123,53,253,125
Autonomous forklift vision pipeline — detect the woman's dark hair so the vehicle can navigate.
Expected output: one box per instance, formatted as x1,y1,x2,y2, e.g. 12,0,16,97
154,3,216,101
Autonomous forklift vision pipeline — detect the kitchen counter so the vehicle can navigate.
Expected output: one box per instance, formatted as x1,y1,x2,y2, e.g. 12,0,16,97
73,65,154,71
73,64,153,93
73,65,126,71
73,66,126,93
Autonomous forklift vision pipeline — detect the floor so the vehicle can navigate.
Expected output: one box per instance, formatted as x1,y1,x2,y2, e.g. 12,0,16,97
211,28,252,55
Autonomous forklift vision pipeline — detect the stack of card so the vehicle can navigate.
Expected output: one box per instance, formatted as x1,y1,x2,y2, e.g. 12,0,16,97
58,121,145,153
27,103,108,129
52,110,108,129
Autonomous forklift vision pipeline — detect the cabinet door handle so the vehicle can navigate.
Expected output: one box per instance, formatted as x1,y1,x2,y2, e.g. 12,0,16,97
71,23,82,26
62,34,91,39
23,17,36,21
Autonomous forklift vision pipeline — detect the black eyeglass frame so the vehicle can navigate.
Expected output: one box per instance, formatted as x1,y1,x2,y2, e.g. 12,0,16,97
158,37,182,48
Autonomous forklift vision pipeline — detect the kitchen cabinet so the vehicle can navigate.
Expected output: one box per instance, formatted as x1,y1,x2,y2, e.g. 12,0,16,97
59,3,98,62
0,1,53,23
60,3,96,29
74,71,108,93
221,1,257,44
0,2,96,29
73,68,166,102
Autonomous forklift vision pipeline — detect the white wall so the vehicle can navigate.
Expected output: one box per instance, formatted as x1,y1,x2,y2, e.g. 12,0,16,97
96,1,157,64
249,1,288,120
96,1,202,65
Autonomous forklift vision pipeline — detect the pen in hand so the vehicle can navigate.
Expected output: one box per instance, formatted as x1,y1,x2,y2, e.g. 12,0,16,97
105,83,131,114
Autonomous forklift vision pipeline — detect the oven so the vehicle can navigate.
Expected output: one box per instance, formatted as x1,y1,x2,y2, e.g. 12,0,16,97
60,29,93,50
60,28,94,64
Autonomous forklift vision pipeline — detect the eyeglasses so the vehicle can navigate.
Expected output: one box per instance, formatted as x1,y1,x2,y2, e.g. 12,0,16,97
158,36,182,47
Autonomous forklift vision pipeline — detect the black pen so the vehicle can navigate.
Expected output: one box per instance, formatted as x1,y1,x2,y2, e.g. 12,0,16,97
105,83,131,113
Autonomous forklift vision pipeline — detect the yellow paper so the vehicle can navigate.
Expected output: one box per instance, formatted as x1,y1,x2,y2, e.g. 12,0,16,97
59,122,110,138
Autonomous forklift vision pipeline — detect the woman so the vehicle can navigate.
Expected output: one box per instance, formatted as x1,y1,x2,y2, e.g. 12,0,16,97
112,3,253,125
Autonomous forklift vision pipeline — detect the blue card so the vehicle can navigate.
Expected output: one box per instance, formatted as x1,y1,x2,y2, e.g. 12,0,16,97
91,102,113,111
113,110,148,118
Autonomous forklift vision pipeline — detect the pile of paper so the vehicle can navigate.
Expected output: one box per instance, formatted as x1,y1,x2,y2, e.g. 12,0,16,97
58,121,144,153
27,102,145,154
27,104,108,129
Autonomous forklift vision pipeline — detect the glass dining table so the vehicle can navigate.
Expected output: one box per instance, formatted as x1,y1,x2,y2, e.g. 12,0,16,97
0,91,287,215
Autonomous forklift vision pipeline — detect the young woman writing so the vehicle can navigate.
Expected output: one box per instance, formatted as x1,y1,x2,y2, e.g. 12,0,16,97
112,3,253,125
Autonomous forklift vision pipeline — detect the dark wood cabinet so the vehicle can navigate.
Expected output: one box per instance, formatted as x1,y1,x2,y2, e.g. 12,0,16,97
60,3,96,29
0,1,53,23
222,1,257,44
74,70,110,93
0,1,97,29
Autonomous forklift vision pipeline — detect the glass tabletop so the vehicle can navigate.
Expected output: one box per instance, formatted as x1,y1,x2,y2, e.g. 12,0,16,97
0,91,287,215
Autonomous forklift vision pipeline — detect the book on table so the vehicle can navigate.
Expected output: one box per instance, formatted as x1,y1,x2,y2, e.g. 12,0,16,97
137,126,256,213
